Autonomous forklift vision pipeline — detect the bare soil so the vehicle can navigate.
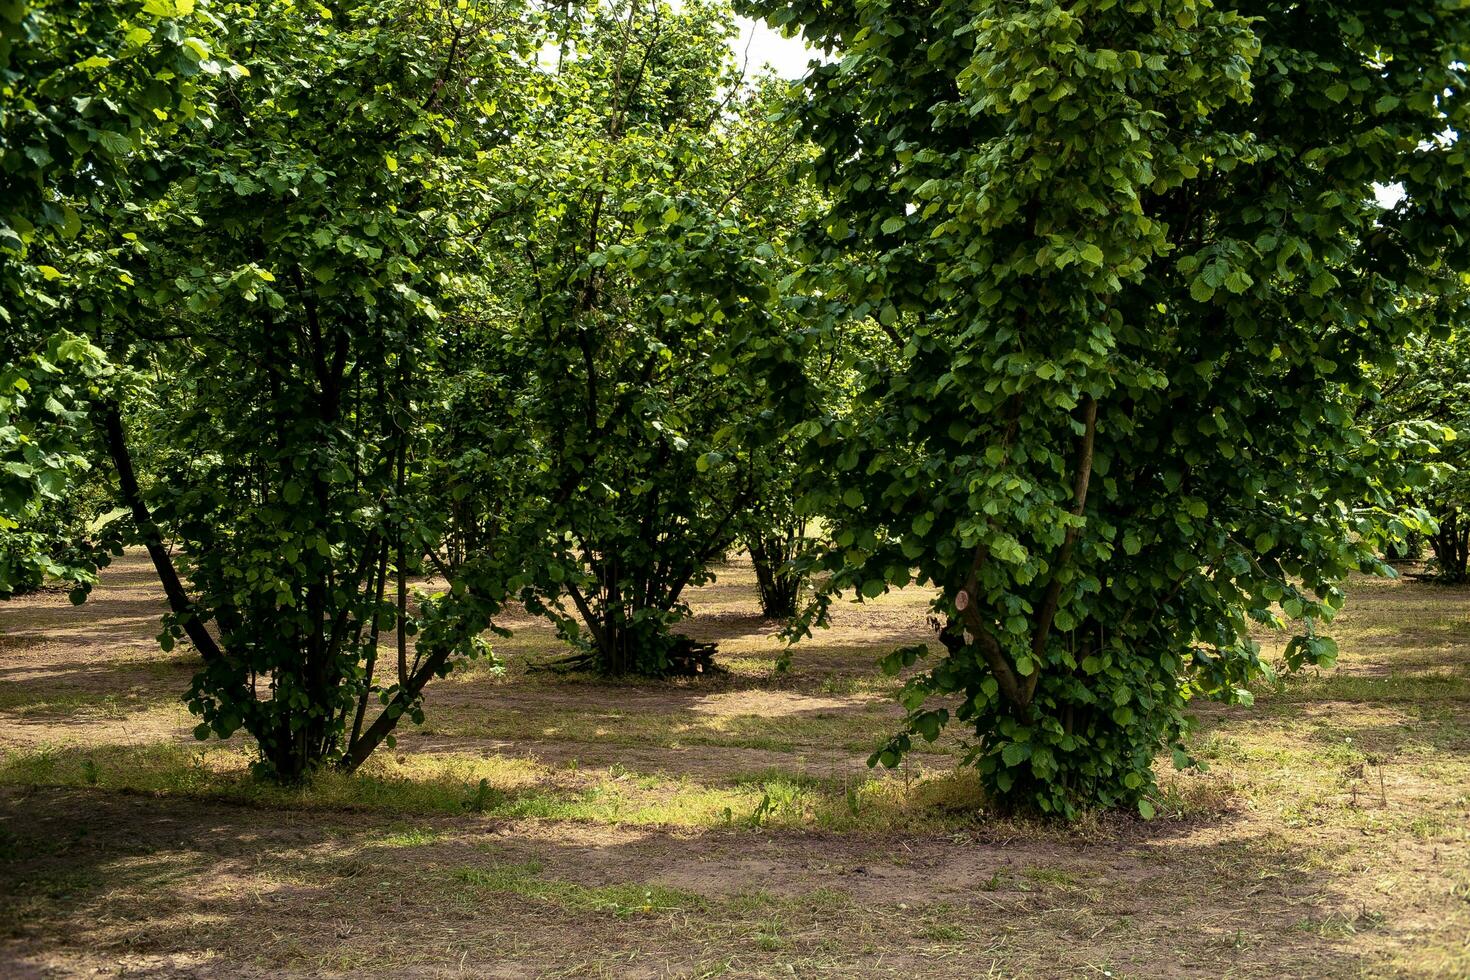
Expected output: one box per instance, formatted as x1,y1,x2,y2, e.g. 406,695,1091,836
1,552,1467,977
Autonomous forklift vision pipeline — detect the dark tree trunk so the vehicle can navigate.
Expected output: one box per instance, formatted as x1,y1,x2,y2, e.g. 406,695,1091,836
1385,532,1423,561
560,481,753,677
1430,509,1469,583
747,524,804,620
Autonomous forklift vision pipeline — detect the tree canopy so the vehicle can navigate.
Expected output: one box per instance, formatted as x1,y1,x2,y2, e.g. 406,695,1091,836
2,0,226,597
749,0,1470,814
480,0,809,675
4,0,1466,811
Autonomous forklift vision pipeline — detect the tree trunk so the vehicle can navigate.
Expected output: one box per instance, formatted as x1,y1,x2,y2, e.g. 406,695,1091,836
1431,509,1469,583
747,525,803,620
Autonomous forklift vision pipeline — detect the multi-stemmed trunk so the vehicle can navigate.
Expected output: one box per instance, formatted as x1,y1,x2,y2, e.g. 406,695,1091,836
97,296,469,780
746,522,805,620
564,521,743,677
565,551,699,676
1430,509,1469,583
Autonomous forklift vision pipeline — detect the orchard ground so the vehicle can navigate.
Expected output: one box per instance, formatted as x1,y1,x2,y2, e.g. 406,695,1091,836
0,552,1466,978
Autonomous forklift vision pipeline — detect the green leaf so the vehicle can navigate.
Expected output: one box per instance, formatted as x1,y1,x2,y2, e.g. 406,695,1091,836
1001,742,1030,767
60,208,82,239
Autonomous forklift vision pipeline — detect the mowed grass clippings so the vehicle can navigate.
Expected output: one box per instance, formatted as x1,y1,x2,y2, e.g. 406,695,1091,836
0,551,1467,977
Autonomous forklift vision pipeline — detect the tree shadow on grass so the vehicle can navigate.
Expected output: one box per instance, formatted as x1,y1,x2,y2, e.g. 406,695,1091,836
0,655,196,748
0,652,195,692
0,781,1413,978
0,562,169,650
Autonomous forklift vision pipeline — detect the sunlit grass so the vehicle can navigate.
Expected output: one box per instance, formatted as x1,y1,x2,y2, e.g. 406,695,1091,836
0,741,992,833
1267,670,1470,703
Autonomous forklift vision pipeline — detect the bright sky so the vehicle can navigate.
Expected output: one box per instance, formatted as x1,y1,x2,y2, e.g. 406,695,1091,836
732,15,815,79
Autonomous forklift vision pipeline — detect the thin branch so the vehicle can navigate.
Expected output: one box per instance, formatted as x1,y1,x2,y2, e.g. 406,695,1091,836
99,402,227,666
1024,393,1099,702
956,545,1026,707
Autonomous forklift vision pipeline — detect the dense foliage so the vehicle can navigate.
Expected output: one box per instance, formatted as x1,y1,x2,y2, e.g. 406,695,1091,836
79,0,539,778
1373,330,1470,581
5,0,1466,808
1,0,223,595
751,0,1469,814
484,1,808,674
7,0,813,774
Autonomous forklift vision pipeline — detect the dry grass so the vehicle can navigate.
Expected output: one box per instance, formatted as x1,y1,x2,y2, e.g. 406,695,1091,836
0,552,1466,977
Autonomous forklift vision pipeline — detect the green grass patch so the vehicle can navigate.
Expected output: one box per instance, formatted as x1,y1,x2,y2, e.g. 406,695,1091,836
0,742,990,833
450,861,705,918
1265,671,1470,704
417,704,907,759
377,825,443,848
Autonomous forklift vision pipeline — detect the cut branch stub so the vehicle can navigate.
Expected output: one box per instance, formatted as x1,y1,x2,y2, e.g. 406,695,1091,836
955,589,970,611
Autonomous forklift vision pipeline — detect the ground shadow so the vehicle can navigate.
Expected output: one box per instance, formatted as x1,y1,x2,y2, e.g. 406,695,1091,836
0,783,1399,978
